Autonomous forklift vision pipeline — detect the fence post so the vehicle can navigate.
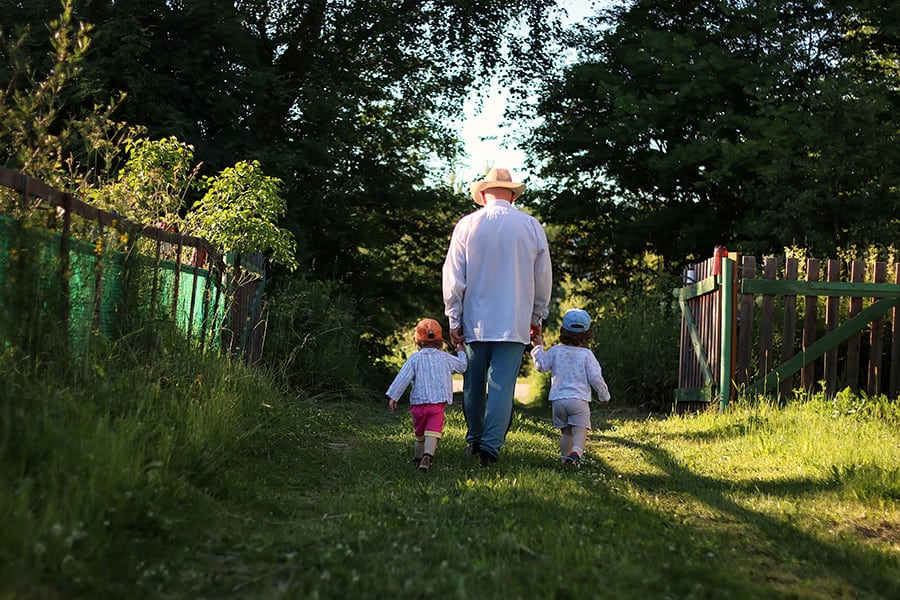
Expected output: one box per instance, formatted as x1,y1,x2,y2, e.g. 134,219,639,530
719,254,735,411
846,260,866,391
868,261,887,394
736,256,756,389
801,259,820,392
890,263,900,398
779,258,799,396
824,259,842,396
58,192,72,359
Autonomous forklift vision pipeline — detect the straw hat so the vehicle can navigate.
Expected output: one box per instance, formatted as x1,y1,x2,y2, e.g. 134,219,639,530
469,167,526,205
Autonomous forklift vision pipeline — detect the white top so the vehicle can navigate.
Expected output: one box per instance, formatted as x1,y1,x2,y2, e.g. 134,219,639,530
385,348,468,405
442,199,552,344
530,344,611,403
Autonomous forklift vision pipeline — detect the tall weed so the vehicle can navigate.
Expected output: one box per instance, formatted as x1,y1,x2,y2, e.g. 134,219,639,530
0,317,290,595
261,274,368,392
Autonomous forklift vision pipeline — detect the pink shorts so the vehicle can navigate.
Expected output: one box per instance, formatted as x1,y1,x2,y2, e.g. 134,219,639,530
410,403,446,439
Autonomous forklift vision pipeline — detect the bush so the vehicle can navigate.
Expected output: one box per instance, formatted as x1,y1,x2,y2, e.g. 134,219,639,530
0,316,289,596
261,274,369,393
592,299,680,411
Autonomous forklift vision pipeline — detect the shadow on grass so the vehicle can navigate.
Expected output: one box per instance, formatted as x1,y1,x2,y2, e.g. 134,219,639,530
595,433,900,597
170,399,898,599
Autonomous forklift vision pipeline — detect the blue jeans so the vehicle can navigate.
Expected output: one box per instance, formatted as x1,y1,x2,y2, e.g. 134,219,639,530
462,341,525,459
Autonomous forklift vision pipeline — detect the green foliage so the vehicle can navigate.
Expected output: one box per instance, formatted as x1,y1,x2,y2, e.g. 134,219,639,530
528,294,681,412
88,135,198,225
2,5,297,276
0,0,95,184
260,274,367,392
526,253,682,411
593,299,681,412
2,0,569,360
186,160,298,271
527,0,900,271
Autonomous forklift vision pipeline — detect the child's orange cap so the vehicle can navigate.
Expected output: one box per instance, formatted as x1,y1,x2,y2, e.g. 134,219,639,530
415,318,443,342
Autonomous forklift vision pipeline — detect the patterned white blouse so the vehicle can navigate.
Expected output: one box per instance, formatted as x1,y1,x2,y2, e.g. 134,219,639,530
531,344,610,403
386,348,468,406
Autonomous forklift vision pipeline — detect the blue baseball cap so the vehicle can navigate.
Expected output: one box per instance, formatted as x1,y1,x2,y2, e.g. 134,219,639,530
562,309,591,332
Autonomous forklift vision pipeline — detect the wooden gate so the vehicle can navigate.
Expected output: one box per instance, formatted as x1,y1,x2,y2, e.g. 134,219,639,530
674,247,736,412
675,250,900,411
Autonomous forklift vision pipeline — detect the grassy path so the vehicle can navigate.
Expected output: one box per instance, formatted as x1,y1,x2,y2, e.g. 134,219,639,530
148,396,900,599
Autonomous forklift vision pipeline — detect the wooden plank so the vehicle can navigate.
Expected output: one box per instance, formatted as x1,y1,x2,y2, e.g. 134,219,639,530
824,259,841,396
758,257,776,392
868,262,886,394
845,260,865,391
741,279,900,298
719,256,736,410
802,259,819,392
780,258,798,396
708,256,719,392
736,256,756,388
745,297,900,397
890,263,900,398
678,295,715,387
678,276,692,389
675,275,718,301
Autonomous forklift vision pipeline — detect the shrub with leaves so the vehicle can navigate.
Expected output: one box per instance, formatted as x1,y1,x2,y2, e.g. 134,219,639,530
185,160,298,272
261,274,367,393
88,136,199,226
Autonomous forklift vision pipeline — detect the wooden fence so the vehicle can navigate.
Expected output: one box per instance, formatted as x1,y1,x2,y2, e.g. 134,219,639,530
0,167,267,362
675,250,900,410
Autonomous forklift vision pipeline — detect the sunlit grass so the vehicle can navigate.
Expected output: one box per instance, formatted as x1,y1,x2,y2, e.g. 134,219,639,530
2,348,898,598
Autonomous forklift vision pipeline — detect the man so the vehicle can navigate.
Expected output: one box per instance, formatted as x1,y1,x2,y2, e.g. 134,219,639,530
442,167,552,466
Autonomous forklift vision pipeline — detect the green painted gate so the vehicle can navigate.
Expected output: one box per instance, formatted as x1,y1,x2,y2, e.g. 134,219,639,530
675,251,900,411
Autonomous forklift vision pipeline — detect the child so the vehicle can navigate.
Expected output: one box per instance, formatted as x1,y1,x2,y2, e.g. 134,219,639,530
386,318,467,472
530,308,611,466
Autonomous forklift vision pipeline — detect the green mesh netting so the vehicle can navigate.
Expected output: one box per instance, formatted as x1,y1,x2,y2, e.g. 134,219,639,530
0,215,227,355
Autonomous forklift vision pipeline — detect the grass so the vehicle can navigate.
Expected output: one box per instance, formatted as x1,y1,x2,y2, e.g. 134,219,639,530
2,349,899,598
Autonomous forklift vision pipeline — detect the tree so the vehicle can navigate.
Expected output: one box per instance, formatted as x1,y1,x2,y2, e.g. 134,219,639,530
1,1,568,374
186,159,298,272
526,0,900,276
90,136,199,226
0,0,96,185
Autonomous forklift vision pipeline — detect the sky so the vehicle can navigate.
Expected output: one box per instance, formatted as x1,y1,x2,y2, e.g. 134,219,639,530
455,0,605,185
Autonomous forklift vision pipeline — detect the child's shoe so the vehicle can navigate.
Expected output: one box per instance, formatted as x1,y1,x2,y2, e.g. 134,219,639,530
418,454,433,472
564,452,582,466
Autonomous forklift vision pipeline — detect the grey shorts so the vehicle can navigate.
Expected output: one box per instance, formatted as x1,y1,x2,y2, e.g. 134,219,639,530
551,398,592,430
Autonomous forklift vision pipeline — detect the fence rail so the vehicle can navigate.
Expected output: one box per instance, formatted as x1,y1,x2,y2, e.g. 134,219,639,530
0,167,266,362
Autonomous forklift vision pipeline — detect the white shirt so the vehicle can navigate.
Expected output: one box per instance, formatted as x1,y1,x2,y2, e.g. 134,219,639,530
385,348,468,405
442,199,552,344
531,344,611,403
